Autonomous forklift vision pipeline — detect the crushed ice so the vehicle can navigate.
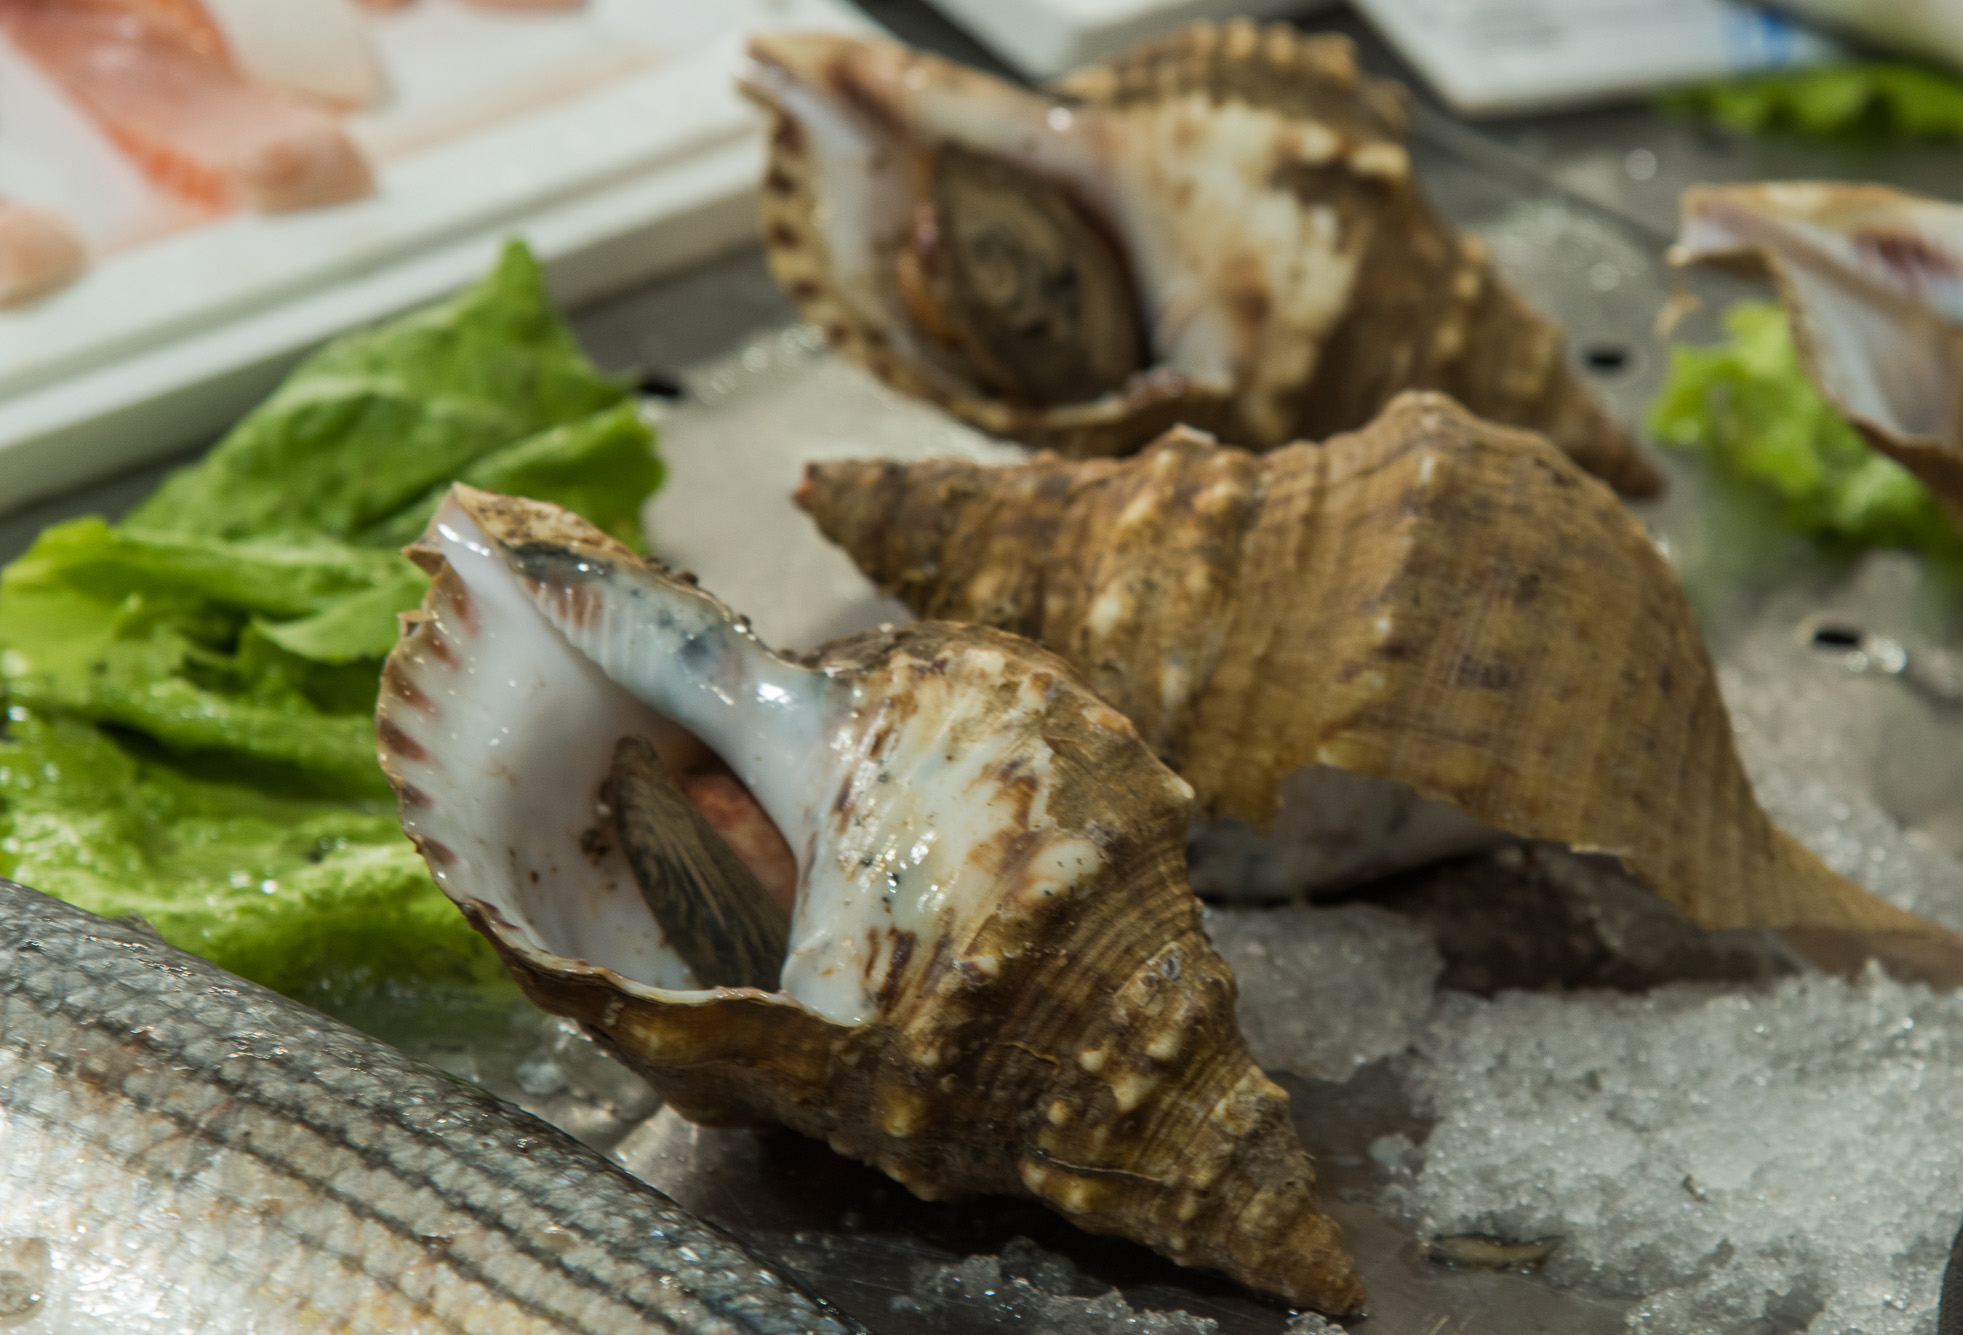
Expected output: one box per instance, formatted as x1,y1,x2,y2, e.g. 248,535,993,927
1205,903,1440,1082
901,1238,1340,1334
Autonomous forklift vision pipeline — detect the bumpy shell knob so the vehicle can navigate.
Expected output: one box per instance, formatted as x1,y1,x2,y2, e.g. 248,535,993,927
376,487,1367,1315
798,392,1963,975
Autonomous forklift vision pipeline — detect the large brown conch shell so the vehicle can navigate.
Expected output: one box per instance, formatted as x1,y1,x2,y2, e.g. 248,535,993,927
375,486,1366,1314
798,391,1963,975
743,24,1663,497
1672,181,1963,530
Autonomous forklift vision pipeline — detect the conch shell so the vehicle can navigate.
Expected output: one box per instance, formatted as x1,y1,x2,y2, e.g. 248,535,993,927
798,392,1963,971
375,486,1366,1314
1672,181,1963,529
743,24,1663,497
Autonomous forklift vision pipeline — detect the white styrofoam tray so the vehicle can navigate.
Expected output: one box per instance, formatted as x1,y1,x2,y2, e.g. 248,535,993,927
0,0,865,514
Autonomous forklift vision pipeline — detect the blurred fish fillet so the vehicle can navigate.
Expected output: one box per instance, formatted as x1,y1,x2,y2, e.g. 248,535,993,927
0,0,373,212
0,200,85,304
0,878,866,1334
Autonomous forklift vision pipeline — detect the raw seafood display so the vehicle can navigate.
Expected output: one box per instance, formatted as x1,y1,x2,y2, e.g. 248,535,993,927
0,877,862,1334
742,24,1663,495
1671,181,1963,532
0,0,374,213
376,486,1368,1315
798,392,1963,973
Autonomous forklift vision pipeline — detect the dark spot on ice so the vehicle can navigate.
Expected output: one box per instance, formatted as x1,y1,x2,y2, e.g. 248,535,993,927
636,368,683,399
1582,343,1630,374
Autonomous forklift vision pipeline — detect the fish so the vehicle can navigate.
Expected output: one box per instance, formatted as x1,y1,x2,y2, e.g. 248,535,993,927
0,875,866,1334
0,0,373,213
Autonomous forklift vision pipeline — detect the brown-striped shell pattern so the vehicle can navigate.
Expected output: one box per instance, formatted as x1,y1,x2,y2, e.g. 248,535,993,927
743,23,1662,496
375,486,1366,1315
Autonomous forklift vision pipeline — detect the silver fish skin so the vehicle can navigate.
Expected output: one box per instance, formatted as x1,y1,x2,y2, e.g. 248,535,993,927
0,879,865,1335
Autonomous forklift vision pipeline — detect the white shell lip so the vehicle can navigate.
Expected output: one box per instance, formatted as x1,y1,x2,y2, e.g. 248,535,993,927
379,488,1117,1028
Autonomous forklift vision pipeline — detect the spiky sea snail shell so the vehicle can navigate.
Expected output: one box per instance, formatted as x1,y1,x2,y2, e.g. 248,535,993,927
742,24,1663,497
374,486,1367,1315
797,391,1963,978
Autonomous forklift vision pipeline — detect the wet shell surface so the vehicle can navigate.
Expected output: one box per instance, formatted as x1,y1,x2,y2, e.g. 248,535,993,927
742,23,1662,496
375,486,1366,1315
1672,181,1963,529
797,391,1963,978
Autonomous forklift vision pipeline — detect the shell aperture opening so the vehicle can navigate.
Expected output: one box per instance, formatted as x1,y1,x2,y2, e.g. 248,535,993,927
379,489,1116,1027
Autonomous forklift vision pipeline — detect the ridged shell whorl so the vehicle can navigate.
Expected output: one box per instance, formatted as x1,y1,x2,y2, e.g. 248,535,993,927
798,391,1963,963
743,23,1662,496
376,487,1365,1315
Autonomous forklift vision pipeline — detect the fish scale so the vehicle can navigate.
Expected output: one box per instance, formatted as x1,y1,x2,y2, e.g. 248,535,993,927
0,878,863,1335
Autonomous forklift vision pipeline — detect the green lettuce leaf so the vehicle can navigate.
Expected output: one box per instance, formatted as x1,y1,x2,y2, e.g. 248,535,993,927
364,400,661,551
0,709,504,999
127,243,630,542
0,241,665,994
1665,62,1963,139
1651,300,1963,564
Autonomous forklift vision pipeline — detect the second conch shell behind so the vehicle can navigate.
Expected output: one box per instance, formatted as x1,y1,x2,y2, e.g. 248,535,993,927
1672,180,1963,531
375,486,1366,1315
742,23,1662,496
799,391,1963,979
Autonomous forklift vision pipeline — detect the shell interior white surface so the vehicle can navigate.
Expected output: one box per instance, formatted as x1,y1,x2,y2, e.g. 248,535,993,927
395,496,1115,1028
387,509,696,991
